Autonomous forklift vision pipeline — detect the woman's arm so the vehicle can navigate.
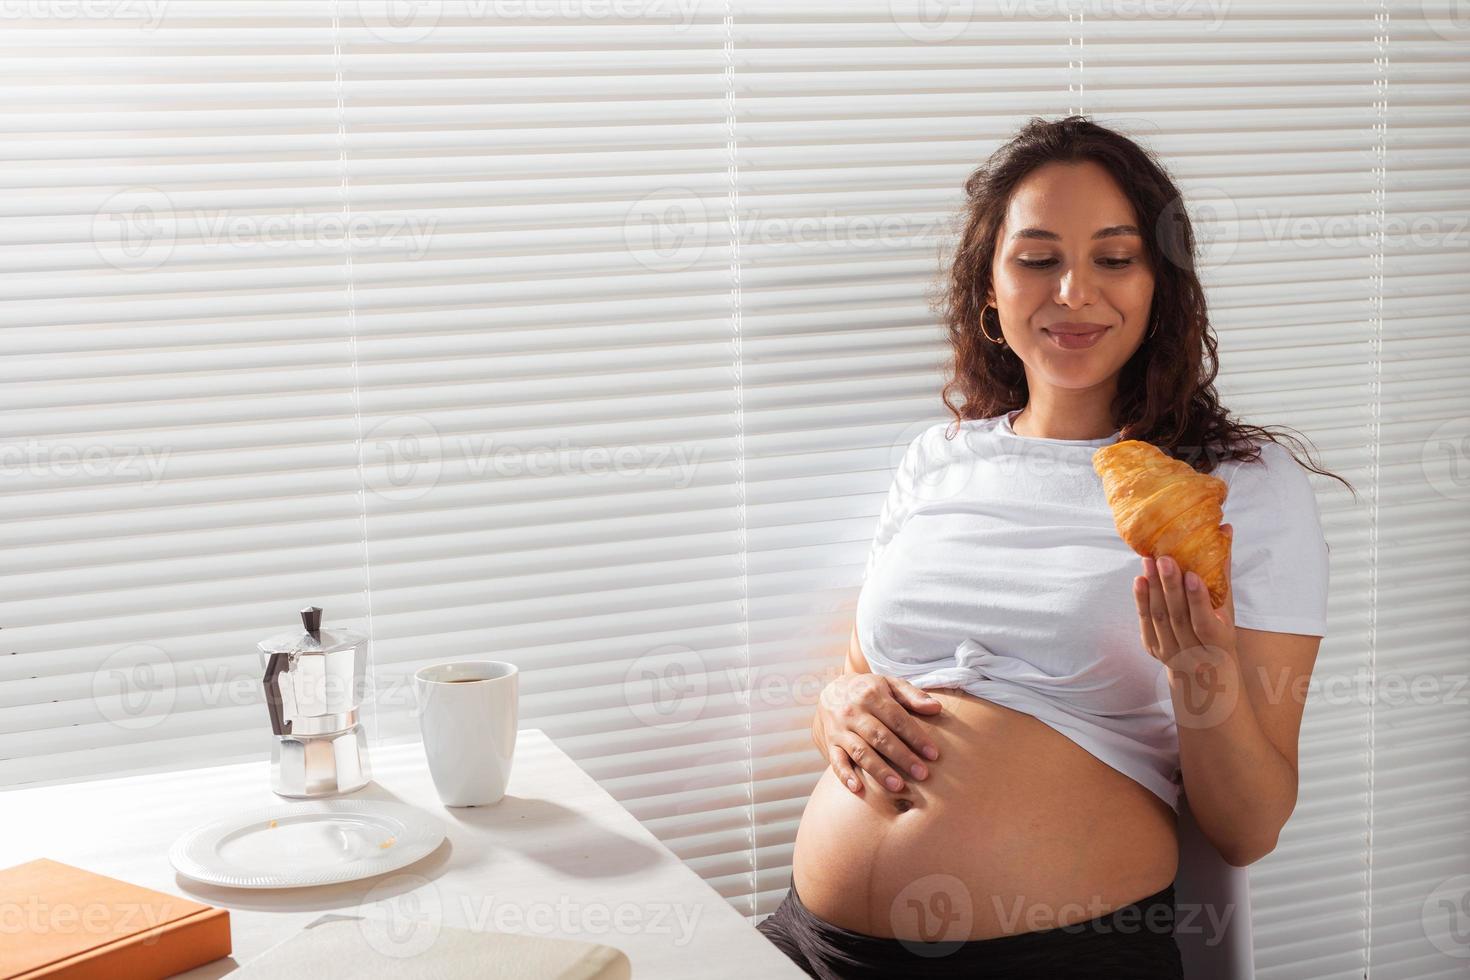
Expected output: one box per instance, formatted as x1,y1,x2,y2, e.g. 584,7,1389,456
1173,625,1319,867
810,625,871,753
809,625,871,752
810,623,942,794
846,622,872,673
1140,541,1321,867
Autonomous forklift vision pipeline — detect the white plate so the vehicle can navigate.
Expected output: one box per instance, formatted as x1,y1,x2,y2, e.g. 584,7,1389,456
169,800,445,889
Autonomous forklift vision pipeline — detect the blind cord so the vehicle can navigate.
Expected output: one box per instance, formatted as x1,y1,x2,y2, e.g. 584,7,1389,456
720,0,756,919
329,0,380,747
1365,3,1389,975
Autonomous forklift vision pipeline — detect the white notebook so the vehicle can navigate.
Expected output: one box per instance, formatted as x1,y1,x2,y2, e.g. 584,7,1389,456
229,913,632,979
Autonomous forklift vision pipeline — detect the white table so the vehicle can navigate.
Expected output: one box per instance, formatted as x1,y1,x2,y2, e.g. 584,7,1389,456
0,729,808,979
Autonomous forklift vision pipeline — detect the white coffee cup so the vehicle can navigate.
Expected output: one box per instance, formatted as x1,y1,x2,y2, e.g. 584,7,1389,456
413,660,519,807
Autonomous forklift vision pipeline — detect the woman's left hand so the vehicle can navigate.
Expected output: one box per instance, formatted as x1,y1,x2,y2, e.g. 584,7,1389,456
1135,524,1238,685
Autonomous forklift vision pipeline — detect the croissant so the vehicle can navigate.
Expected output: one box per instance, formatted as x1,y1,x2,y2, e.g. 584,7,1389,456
1092,440,1232,608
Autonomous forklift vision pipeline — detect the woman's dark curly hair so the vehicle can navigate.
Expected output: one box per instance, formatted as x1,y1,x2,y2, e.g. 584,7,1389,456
931,114,1354,497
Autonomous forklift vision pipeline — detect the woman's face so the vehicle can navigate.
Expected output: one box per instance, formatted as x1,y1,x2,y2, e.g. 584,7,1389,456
987,160,1155,392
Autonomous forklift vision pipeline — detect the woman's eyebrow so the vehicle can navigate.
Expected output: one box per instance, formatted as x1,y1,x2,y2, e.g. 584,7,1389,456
1009,224,1142,242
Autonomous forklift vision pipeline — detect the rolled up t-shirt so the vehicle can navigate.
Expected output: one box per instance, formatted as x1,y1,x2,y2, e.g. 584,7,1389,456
855,408,1331,813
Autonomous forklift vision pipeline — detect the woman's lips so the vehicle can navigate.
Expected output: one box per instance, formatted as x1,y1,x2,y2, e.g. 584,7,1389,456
1042,326,1109,350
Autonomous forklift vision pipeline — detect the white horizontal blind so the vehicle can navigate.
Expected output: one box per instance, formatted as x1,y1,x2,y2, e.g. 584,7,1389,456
329,2,761,912
3,4,1468,974
0,3,375,784
1371,6,1470,978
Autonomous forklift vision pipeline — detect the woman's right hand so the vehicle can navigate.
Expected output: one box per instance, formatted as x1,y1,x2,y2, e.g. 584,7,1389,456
816,673,943,795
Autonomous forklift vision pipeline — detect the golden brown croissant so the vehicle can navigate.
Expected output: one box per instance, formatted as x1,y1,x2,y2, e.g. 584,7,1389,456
1092,440,1232,608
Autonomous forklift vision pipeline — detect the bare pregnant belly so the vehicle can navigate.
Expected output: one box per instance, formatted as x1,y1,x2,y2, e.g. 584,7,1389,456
791,687,1179,941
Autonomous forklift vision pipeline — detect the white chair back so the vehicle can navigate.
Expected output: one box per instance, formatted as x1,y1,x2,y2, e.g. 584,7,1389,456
1173,790,1255,979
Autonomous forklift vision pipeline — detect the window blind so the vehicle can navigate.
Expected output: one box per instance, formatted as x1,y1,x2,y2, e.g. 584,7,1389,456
1365,7,1470,980
3,3,1467,976
0,2,375,782
327,2,760,915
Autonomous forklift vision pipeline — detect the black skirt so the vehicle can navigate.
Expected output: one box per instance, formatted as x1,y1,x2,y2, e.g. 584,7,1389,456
756,879,1185,980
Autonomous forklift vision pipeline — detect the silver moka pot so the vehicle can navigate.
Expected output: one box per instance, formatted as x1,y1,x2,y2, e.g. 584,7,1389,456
258,606,373,797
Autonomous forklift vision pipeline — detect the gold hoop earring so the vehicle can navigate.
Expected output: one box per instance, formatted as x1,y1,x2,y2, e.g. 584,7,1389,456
980,303,1005,346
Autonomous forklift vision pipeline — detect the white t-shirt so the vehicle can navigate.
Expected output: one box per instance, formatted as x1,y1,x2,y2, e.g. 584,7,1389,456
854,408,1331,813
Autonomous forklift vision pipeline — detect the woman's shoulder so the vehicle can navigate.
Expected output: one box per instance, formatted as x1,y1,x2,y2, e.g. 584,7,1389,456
1214,439,1303,478
945,413,1010,444
922,415,1014,460
1216,439,1318,512
900,416,999,455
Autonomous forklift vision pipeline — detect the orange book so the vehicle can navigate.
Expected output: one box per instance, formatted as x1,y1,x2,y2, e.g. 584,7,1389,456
0,858,231,980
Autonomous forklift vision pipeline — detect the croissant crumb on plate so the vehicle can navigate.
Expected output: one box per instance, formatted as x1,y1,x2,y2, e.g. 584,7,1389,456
1092,439,1232,608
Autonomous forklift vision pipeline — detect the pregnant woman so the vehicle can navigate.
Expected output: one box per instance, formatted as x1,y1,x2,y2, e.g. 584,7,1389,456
756,116,1352,979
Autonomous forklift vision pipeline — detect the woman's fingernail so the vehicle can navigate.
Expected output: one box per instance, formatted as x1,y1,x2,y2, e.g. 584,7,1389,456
846,777,858,791
1186,571,1200,591
910,763,927,779
885,776,903,791
923,745,939,760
